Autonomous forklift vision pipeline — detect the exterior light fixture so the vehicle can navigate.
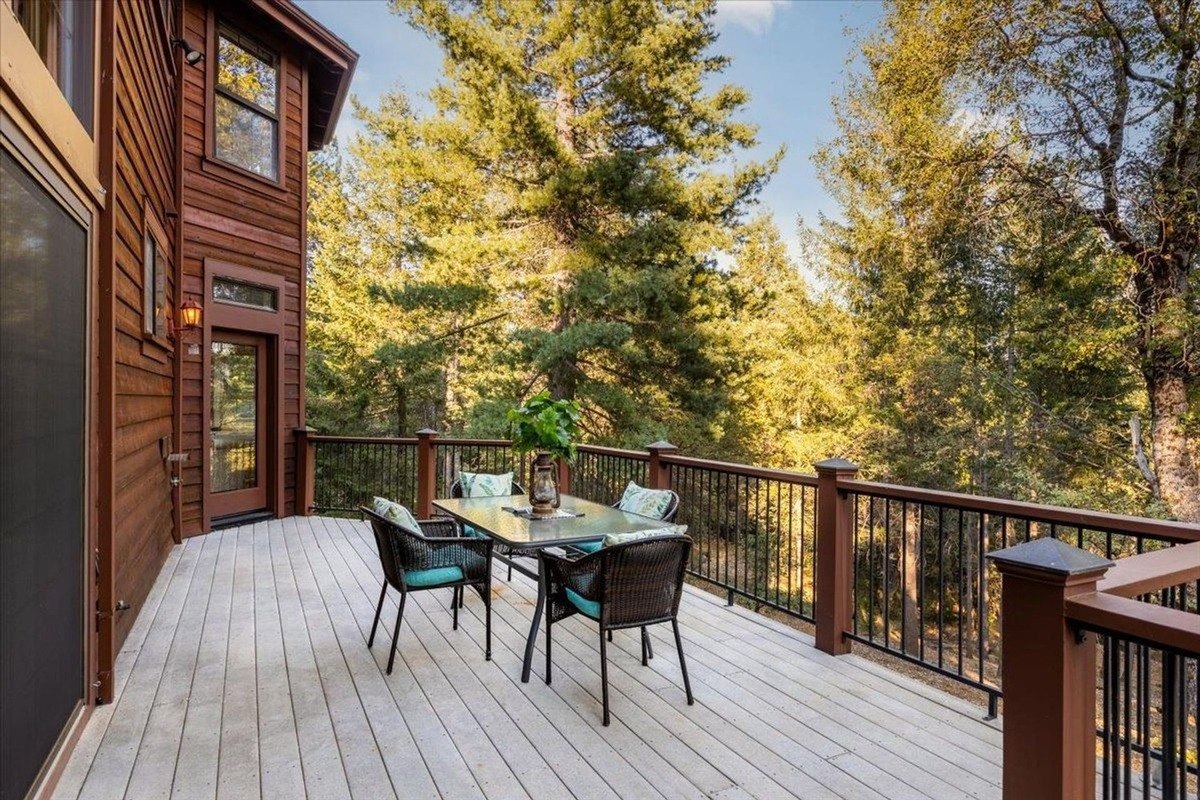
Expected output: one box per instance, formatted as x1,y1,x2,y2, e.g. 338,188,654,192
172,38,204,66
172,298,203,336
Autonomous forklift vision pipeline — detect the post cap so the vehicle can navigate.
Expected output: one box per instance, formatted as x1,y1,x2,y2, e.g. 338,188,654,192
814,457,859,474
986,537,1113,580
647,440,678,452
415,428,439,436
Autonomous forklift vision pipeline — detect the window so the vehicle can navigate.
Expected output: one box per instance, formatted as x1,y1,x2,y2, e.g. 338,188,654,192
212,276,277,312
213,25,279,181
9,0,95,134
143,222,167,337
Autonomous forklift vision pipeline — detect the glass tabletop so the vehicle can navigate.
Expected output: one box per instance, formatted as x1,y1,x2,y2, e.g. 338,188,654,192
432,494,669,548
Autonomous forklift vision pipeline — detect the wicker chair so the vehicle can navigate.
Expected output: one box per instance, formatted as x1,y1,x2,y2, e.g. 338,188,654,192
449,476,530,581
361,506,493,674
540,534,695,725
573,488,681,555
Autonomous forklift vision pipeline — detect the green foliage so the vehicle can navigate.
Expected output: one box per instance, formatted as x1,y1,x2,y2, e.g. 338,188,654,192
506,391,582,462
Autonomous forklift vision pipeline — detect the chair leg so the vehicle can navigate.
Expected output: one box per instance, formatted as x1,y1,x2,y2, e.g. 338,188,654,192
544,616,553,684
672,618,693,706
453,586,460,630
387,592,407,675
507,561,513,582
599,626,611,726
607,629,613,642
484,583,492,661
368,582,387,648
640,627,648,666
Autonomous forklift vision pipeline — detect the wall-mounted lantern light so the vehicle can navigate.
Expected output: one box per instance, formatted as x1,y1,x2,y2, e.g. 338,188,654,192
172,298,203,336
172,38,205,66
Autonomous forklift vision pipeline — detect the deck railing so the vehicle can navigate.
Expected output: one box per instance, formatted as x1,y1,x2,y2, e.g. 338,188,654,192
990,536,1200,798
294,428,1198,725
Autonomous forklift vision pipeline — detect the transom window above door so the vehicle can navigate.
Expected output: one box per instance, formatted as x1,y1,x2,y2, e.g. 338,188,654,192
213,25,279,181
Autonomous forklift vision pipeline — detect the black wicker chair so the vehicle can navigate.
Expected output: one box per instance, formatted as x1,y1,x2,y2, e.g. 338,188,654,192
449,476,530,581
361,506,493,674
540,534,694,725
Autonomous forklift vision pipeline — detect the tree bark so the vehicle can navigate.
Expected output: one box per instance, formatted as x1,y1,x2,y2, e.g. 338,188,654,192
902,505,921,657
1149,370,1200,522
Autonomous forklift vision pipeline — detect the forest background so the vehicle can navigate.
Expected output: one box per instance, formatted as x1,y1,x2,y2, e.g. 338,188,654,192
304,0,1199,523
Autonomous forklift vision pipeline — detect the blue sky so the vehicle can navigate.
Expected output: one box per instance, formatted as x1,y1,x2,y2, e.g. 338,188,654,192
296,0,884,244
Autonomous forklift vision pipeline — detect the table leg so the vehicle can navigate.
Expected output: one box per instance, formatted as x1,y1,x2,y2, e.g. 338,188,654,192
521,561,547,683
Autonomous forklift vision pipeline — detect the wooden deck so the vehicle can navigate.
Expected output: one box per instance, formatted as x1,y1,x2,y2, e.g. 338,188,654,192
52,516,1003,800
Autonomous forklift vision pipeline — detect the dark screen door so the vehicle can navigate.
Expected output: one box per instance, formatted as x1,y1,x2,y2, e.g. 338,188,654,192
0,150,87,800
209,332,268,518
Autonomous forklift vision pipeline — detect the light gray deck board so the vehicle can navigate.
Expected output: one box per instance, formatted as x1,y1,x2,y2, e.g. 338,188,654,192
60,515,1005,800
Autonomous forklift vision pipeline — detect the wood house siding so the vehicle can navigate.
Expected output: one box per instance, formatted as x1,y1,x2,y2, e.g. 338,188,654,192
179,0,306,535
108,0,179,648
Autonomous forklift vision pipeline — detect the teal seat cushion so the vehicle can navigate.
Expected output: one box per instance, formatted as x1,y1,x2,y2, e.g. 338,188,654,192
565,587,600,619
404,565,464,588
573,540,602,553
463,524,487,539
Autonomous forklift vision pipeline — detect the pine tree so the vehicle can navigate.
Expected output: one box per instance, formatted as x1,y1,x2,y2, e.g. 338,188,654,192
382,0,779,443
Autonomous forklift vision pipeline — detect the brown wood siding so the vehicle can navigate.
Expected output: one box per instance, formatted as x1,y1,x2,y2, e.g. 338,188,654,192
109,0,179,648
180,0,306,535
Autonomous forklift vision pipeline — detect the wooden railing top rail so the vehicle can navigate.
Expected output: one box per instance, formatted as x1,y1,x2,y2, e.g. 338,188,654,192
436,437,513,447
308,434,419,445
576,444,650,460
658,453,820,486
1065,541,1200,655
1098,542,1200,597
838,478,1200,542
1067,594,1200,656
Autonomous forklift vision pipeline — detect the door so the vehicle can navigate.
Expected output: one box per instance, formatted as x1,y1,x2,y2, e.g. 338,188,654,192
1,150,88,800
208,332,268,519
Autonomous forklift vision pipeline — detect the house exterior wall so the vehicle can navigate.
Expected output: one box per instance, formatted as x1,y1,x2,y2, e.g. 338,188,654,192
179,0,309,534
1,1,352,795
108,0,180,651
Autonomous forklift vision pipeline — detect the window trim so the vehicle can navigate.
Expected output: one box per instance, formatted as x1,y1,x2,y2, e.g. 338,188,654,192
205,15,286,191
142,204,172,358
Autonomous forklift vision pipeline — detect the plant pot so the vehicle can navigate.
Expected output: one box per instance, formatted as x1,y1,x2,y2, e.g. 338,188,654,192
529,451,560,518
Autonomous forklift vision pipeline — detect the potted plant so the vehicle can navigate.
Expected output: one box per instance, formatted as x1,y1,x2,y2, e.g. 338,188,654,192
507,391,582,517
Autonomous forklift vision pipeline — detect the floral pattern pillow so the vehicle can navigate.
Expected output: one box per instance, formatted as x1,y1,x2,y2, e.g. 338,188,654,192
372,496,420,535
459,471,513,498
617,481,674,520
603,524,688,548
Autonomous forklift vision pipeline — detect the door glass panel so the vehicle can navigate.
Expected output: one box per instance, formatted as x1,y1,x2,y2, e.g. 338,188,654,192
211,341,258,492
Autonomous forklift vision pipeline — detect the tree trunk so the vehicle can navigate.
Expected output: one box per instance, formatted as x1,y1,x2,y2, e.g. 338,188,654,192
1149,370,1200,522
901,505,921,657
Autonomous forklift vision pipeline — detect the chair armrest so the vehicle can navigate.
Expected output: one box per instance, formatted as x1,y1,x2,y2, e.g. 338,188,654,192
540,548,602,599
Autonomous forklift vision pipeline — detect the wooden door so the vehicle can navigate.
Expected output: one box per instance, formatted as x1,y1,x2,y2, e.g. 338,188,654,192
208,331,268,519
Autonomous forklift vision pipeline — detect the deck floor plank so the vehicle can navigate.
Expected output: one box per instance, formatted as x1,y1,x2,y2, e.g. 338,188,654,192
56,516,1006,800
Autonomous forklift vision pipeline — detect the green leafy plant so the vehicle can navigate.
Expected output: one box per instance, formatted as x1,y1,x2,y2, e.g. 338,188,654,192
507,391,582,463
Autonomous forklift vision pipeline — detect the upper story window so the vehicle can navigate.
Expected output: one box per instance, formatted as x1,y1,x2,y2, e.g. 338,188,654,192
213,25,279,182
8,0,95,133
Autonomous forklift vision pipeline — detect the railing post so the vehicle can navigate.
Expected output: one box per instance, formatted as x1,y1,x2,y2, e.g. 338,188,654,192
294,426,317,516
986,539,1113,800
814,458,858,656
557,457,571,496
416,428,438,519
647,440,678,490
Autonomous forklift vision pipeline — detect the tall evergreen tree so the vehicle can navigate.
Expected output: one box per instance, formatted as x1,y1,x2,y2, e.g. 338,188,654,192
383,0,778,443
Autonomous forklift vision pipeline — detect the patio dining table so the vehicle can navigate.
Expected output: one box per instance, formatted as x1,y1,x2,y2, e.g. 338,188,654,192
432,493,670,682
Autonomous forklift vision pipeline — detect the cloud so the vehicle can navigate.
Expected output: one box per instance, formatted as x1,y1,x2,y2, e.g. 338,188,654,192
715,0,787,36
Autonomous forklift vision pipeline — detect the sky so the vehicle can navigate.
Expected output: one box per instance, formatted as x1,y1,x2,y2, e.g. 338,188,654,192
295,0,884,246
